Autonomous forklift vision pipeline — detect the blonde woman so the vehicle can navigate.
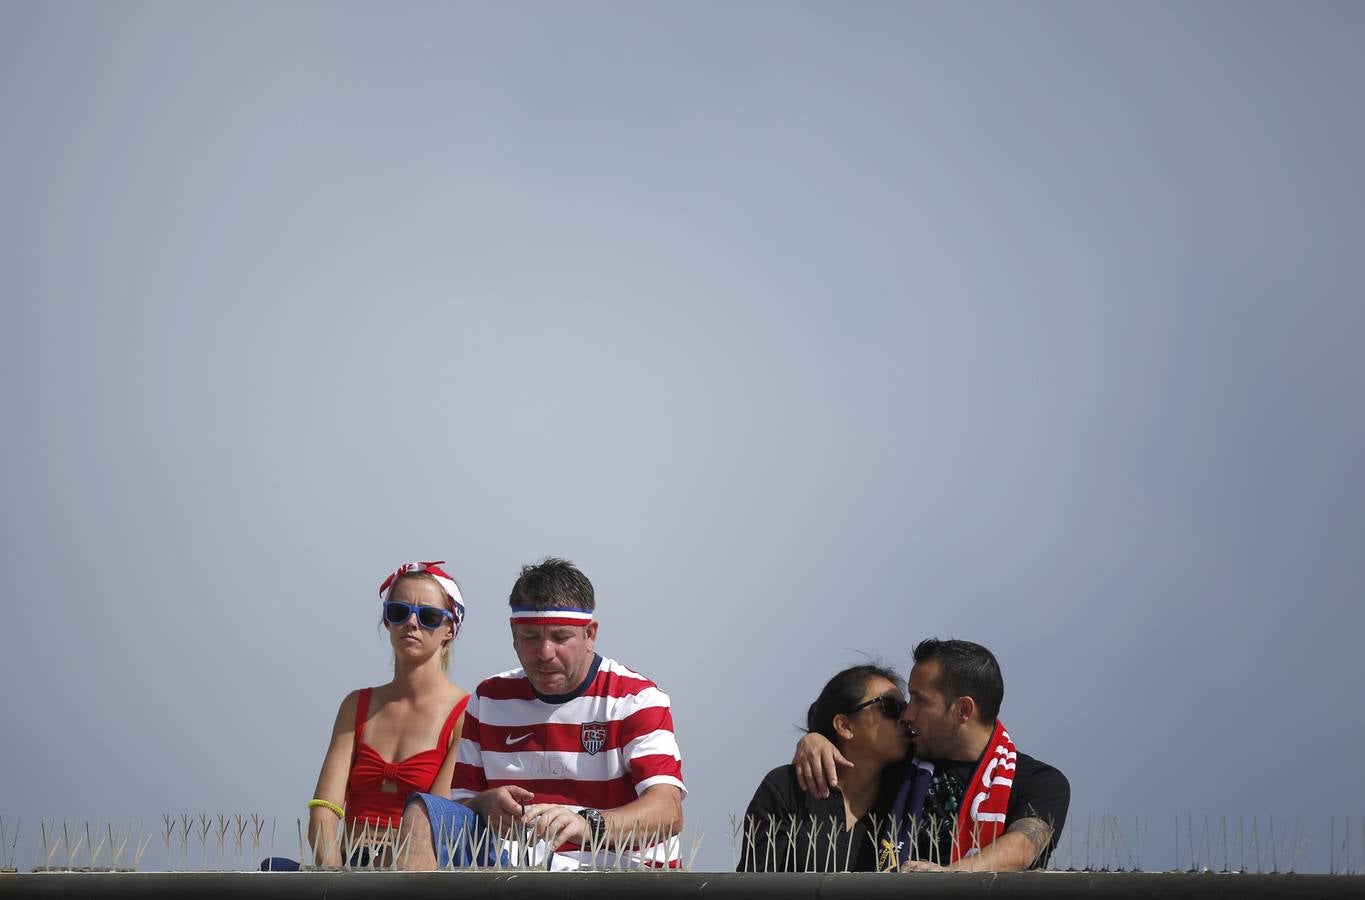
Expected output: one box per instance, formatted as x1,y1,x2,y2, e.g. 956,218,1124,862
270,561,469,868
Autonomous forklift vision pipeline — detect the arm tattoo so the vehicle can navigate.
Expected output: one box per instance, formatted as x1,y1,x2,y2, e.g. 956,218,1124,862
1005,817,1053,860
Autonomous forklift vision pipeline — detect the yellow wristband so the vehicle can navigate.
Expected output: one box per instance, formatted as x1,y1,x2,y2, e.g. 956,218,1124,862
307,798,345,818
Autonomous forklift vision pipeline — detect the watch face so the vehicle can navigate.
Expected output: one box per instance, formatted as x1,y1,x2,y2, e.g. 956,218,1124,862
580,808,606,842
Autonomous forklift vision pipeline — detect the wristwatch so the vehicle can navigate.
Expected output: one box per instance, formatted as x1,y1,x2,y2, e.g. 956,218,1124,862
578,808,607,844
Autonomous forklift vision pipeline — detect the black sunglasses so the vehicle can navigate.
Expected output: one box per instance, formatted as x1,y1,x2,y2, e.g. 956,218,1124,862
847,694,907,719
383,600,454,630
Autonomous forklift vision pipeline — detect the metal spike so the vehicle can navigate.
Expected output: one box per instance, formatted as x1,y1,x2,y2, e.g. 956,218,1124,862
471,814,490,868
65,821,80,870
1108,816,1128,871
94,824,109,868
1060,810,1073,870
1348,813,1359,874
686,830,703,871
110,823,126,868
135,823,154,871
178,814,191,869
1288,822,1312,874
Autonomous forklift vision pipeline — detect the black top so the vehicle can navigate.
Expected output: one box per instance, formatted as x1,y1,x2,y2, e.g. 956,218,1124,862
737,763,907,872
911,751,1070,868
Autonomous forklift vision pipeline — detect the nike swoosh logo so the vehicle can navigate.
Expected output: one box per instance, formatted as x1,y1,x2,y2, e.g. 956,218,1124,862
505,732,534,746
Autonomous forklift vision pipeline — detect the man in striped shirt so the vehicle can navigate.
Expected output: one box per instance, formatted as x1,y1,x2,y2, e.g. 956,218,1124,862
399,558,686,869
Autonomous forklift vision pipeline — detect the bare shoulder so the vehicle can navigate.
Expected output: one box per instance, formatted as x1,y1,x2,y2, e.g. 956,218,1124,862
429,681,467,712
440,684,471,747
322,689,365,738
337,688,364,716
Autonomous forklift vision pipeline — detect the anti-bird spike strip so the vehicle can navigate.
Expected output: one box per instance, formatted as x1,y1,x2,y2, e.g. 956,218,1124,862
9,812,1365,875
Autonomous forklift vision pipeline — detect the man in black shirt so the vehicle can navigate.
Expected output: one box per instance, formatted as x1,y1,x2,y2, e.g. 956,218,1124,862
794,639,1069,872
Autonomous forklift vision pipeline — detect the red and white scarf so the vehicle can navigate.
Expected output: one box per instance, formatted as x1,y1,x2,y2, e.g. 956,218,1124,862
953,719,1017,861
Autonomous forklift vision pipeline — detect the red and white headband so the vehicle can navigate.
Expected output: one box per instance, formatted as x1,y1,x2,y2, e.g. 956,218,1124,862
380,561,466,630
509,607,594,627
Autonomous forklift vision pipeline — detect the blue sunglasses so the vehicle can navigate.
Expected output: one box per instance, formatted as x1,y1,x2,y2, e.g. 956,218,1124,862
382,600,455,630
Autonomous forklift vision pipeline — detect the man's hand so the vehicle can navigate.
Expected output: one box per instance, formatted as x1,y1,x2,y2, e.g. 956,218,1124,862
900,859,946,872
523,804,588,848
792,732,853,799
467,785,535,833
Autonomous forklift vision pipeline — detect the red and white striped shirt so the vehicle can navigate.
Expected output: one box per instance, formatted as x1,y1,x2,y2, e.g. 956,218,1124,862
452,654,686,868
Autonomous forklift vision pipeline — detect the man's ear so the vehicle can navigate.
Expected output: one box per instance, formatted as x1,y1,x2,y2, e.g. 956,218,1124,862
585,620,599,643
956,695,977,724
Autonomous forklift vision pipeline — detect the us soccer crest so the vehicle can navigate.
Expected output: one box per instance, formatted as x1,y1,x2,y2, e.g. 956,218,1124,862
580,721,607,755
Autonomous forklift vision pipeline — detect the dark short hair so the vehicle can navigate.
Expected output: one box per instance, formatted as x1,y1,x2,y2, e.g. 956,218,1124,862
806,664,903,749
508,558,596,612
912,638,1004,723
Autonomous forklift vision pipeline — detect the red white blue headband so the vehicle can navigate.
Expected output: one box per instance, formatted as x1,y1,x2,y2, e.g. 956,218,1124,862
380,561,466,633
509,607,594,627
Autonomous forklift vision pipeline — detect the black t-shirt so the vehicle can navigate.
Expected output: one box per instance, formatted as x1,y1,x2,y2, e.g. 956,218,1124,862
912,751,1069,868
737,764,907,872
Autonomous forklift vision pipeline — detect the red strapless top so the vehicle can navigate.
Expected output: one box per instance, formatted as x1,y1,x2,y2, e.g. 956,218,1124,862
344,687,469,827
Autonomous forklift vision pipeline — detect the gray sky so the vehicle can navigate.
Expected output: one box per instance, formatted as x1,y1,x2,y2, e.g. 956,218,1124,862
2,0,1363,872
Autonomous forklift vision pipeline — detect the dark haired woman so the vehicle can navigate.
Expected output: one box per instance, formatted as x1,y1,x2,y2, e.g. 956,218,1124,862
737,665,915,872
